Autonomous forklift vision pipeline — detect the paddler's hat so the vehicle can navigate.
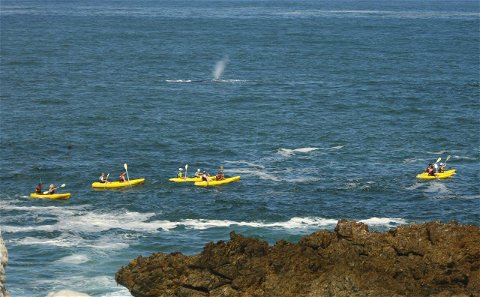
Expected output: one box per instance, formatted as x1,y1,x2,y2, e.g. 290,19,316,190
179,168,183,171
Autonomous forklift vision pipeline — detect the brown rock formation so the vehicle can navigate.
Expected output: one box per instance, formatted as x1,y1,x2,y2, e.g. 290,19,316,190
116,220,480,297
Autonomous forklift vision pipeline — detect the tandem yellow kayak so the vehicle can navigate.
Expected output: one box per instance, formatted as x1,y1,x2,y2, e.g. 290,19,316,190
30,193,71,200
194,176,240,187
91,178,145,189
169,176,216,183
416,169,456,180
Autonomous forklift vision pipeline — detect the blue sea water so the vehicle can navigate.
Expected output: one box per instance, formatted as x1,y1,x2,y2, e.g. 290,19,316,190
0,0,479,295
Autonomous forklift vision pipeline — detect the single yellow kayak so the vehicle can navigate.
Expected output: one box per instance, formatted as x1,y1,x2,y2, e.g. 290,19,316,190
30,193,71,200
91,178,145,189
169,176,216,183
194,176,241,187
416,169,456,180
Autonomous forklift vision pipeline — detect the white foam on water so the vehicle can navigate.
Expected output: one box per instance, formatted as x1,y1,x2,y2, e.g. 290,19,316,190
225,160,265,169
154,216,404,231
278,148,295,157
214,79,247,83
277,147,320,157
46,290,91,297
232,167,282,182
165,79,192,83
423,183,450,194
452,155,477,161
13,234,85,247
40,275,129,297
293,147,320,153
330,145,344,150
172,217,338,230
405,182,424,191
359,217,407,227
101,287,133,297
56,254,90,265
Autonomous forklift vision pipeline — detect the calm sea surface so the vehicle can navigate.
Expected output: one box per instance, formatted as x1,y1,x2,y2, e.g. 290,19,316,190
1,0,479,295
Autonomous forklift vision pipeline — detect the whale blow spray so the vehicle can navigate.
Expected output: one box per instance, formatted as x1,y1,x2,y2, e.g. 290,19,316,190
213,56,229,80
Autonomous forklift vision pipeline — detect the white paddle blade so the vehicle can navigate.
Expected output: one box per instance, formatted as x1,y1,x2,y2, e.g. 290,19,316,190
436,157,441,163
124,163,128,171
185,164,189,170
60,184,66,188
446,155,451,161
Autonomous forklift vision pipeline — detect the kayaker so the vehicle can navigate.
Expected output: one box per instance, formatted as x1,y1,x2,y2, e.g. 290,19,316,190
119,172,127,182
438,163,445,173
216,167,225,181
425,164,435,176
195,169,202,177
35,183,43,194
99,172,109,183
201,171,209,182
48,184,58,194
177,168,185,178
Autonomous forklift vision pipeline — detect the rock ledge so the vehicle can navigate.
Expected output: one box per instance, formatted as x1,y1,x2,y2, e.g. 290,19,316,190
116,220,480,297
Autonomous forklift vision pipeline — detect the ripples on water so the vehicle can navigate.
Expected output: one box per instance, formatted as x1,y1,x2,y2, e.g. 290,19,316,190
1,0,479,296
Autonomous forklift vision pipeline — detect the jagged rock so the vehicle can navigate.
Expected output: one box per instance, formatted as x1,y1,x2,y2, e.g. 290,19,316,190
0,231,9,297
116,220,480,297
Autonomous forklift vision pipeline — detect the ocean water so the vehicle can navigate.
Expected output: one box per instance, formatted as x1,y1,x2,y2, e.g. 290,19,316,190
0,0,479,295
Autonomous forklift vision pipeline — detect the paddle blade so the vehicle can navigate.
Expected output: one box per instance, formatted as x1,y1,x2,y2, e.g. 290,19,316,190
60,184,66,188
446,155,451,161
436,157,441,163
124,163,128,171
185,164,189,170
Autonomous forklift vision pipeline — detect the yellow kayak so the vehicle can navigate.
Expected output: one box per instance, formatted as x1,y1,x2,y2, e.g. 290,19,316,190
169,176,216,183
91,178,145,189
194,176,240,187
416,169,456,180
30,193,71,200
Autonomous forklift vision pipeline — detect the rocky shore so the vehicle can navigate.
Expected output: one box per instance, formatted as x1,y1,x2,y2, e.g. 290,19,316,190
0,231,9,297
116,220,480,297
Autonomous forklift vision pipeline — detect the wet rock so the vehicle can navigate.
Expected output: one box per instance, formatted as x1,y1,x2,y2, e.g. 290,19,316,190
0,231,8,297
116,220,480,297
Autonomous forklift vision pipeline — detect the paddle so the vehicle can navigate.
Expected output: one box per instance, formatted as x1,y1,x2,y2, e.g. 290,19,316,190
124,163,131,185
43,184,65,195
443,155,451,170
102,173,110,188
185,164,189,179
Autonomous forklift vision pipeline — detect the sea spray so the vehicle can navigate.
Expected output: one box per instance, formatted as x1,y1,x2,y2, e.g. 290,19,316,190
213,56,229,80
